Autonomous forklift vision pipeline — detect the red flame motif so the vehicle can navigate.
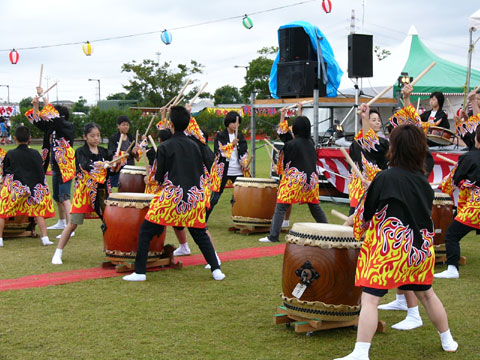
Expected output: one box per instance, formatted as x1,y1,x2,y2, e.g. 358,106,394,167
277,162,319,204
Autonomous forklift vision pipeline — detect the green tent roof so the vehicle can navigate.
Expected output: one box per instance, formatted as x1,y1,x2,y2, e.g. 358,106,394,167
393,34,480,95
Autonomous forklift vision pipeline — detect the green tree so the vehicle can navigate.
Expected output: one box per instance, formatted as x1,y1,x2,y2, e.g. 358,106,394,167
72,96,89,114
213,85,242,105
240,46,278,101
121,59,204,107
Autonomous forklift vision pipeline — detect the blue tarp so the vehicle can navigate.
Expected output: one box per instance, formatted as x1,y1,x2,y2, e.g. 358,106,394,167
269,21,343,98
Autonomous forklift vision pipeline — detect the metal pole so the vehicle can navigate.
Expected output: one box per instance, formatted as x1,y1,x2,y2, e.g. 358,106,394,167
250,92,256,177
354,78,359,134
98,80,101,102
313,88,319,147
7,85,9,104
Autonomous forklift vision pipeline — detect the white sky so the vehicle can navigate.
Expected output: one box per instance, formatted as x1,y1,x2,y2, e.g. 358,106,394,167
0,0,479,105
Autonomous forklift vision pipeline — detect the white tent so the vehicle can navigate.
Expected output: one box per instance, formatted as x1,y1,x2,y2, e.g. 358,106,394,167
469,9,480,30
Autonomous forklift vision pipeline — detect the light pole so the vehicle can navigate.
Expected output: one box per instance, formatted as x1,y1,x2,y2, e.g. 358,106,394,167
234,65,249,76
88,79,101,102
0,85,10,103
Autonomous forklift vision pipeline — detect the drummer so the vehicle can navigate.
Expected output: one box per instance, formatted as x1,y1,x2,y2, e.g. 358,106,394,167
420,91,450,147
108,116,140,188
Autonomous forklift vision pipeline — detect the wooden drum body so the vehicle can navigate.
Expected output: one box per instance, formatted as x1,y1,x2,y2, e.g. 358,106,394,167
103,192,165,262
231,177,278,227
3,216,35,238
282,223,362,321
426,126,455,146
432,192,454,246
118,165,147,193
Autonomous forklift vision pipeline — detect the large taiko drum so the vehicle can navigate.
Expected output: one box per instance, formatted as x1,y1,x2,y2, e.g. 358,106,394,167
432,192,454,246
118,165,147,193
103,192,165,262
426,126,455,146
231,177,278,227
282,223,362,321
3,216,35,238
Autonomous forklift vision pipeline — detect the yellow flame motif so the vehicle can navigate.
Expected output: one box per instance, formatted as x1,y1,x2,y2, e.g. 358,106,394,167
440,164,457,197
219,142,234,159
53,138,75,182
113,151,128,173
209,154,224,192
348,154,381,207
355,128,380,152
277,120,291,135
156,119,169,130
0,147,6,177
355,204,435,288
389,104,427,133
145,160,162,194
39,104,59,121
456,114,480,137
184,117,206,144
145,172,209,227
71,168,110,217
277,162,319,204
455,181,480,229
0,174,55,218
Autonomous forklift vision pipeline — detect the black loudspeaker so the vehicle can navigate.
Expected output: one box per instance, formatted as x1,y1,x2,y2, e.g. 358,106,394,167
277,61,327,98
348,34,373,78
279,27,316,62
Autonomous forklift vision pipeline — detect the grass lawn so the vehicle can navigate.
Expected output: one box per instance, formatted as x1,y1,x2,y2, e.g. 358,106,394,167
0,141,479,359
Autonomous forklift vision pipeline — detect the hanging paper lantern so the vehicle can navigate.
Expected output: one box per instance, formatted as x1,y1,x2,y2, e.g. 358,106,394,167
83,41,93,56
242,15,253,30
161,30,172,45
322,0,332,13
9,49,19,64
456,107,463,117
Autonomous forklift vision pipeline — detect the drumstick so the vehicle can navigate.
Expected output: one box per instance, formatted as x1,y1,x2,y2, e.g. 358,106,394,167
42,82,57,96
282,100,313,111
105,153,130,167
321,167,349,180
411,62,436,86
148,135,157,151
436,154,457,165
161,96,176,110
264,144,275,166
356,85,393,114
172,79,192,106
173,95,185,106
445,97,456,119
135,130,139,145
264,138,280,153
339,147,365,182
39,64,43,88
235,116,239,139
143,114,156,138
188,82,208,105
116,136,123,155
416,97,421,111
331,209,348,221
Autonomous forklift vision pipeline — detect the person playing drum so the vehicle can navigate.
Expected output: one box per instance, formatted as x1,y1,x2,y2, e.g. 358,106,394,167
259,115,328,243
336,124,458,360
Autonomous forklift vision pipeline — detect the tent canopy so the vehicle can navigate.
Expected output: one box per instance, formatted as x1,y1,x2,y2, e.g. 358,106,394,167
469,9,480,30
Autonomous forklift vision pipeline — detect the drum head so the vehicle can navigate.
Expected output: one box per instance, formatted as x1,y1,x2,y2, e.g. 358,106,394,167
120,165,147,175
433,191,453,205
108,192,154,201
426,135,453,146
234,177,277,188
287,222,360,248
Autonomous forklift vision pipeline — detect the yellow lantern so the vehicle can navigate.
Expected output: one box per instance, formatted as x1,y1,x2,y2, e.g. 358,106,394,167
83,41,93,56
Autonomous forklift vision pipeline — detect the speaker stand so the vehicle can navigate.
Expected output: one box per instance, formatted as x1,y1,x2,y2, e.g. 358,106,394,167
354,77,360,135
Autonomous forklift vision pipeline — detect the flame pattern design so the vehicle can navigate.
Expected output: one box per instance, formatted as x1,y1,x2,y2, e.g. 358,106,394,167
440,164,458,197
277,162,319,204
277,120,291,135
355,128,380,152
456,114,480,137
455,180,480,229
389,104,433,134
0,147,5,178
184,117,206,144
209,154,224,192
53,138,75,182
348,154,381,208
145,160,162,194
0,174,55,218
219,142,234,159
355,204,435,288
145,171,209,227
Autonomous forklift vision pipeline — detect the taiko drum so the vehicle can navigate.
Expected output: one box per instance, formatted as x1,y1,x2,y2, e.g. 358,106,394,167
231,177,278,227
3,216,34,238
118,165,147,193
103,192,165,262
431,191,454,246
282,223,362,321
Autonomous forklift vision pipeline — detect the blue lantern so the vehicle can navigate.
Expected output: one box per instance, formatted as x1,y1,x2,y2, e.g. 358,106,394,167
161,29,172,45
242,15,253,30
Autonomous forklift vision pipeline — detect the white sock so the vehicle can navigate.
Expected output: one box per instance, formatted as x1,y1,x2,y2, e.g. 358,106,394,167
52,248,63,264
406,306,420,319
439,329,458,351
396,293,406,303
41,236,53,245
59,219,66,226
351,342,371,358
447,265,458,273
182,243,190,251
0,237,3,247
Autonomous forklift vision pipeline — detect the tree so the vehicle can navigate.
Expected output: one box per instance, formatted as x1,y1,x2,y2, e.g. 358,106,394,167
374,46,391,61
121,59,204,107
213,85,242,105
72,96,89,114
240,46,278,101
106,90,142,101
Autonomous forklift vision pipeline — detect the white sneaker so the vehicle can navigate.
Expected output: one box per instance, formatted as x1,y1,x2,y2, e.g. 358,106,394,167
212,269,226,281
173,245,191,256
391,316,423,330
259,236,272,243
205,253,221,269
51,249,63,265
41,237,54,246
56,232,75,239
281,220,290,228
378,299,408,311
440,330,458,352
0,238,3,247
334,354,369,360
47,221,66,230
122,272,146,281
434,265,459,279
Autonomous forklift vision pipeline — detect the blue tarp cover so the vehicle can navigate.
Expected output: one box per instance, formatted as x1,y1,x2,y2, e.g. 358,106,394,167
269,21,343,98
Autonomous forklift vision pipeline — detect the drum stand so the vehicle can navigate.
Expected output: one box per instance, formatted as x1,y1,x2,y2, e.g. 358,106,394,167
273,306,386,335
3,219,37,239
434,244,467,265
101,244,183,273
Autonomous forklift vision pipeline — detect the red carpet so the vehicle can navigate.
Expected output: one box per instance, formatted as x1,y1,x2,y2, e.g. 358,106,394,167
0,244,285,292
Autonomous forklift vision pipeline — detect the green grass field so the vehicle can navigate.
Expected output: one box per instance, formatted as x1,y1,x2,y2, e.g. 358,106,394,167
0,141,479,359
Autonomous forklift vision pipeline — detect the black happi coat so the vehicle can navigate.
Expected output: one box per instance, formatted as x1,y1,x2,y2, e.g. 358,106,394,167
3,144,46,192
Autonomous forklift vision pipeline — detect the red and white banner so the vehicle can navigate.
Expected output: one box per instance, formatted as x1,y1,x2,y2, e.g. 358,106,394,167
317,148,461,194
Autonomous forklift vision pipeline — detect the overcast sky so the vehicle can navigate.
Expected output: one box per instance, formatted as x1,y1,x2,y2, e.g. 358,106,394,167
0,0,478,105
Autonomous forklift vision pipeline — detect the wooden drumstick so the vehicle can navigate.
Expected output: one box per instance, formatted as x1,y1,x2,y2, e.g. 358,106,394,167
172,79,192,106
235,116,239,139
264,138,280,153
42,82,57,96
339,147,365,182
39,64,43,88
282,100,312,111
410,62,436,87
116,136,123,156
436,154,457,165
105,153,130,167
356,85,393,114
148,135,157,151
188,82,208,105
143,114,156,138
264,144,275,166
321,167,349,180
331,209,349,221
416,97,421,111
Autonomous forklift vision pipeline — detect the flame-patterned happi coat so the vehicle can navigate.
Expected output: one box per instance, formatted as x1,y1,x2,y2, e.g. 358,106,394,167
26,104,76,182
145,132,212,228
70,144,112,218
0,144,55,218
276,137,319,204
456,114,480,150
348,128,389,208
353,167,435,289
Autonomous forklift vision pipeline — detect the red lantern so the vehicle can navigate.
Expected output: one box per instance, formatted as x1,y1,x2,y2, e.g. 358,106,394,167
322,0,332,13
9,49,19,64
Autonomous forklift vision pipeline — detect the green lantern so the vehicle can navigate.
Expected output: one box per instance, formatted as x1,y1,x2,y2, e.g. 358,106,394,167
242,15,253,30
